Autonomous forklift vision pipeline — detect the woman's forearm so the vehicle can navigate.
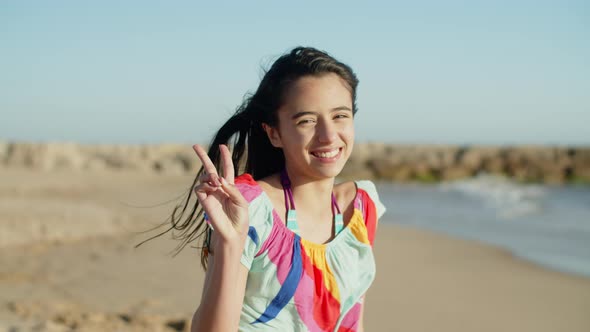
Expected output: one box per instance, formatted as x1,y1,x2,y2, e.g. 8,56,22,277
191,243,247,332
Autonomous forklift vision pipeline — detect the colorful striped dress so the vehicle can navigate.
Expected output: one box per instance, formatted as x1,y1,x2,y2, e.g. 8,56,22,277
235,174,386,332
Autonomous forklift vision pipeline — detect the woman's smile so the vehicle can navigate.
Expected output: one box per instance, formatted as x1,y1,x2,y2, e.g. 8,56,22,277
310,147,343,162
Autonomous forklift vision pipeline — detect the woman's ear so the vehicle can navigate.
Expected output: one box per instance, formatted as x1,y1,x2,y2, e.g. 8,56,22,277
262,123,283,148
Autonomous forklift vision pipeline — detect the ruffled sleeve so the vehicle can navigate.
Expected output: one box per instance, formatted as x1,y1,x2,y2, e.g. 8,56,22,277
355,180,386,246
235,174,274,270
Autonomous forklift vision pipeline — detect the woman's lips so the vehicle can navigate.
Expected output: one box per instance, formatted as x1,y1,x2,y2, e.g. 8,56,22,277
310,147,343,162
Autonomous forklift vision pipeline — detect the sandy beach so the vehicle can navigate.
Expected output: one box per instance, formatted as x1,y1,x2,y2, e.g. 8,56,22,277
1,167,589,331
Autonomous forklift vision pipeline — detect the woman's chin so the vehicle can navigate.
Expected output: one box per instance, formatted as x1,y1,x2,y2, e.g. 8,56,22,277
308,162,348,180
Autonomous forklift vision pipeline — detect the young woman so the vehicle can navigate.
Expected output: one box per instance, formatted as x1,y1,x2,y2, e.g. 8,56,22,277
173,47,385,331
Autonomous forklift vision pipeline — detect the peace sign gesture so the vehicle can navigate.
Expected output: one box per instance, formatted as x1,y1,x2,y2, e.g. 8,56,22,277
193,144,249,246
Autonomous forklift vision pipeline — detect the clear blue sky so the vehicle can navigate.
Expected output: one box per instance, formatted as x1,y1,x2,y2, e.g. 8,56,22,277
1,1,588,145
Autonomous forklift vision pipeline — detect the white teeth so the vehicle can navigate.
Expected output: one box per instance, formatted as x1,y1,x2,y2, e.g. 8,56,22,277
313,149,339,158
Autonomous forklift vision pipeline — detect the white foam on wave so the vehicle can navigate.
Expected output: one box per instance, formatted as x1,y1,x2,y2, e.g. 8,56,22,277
438,174,546,220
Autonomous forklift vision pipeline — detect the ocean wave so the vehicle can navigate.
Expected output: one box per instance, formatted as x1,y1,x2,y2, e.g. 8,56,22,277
438,174,546,220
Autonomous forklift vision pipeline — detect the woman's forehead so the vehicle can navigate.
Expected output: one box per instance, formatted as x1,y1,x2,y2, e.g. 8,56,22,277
280,74,353,112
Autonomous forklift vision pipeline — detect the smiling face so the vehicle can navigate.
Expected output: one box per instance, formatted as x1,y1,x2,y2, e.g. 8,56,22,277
263,73,355,181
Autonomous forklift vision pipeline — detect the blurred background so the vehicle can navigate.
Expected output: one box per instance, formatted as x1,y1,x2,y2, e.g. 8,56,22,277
1,1,589,331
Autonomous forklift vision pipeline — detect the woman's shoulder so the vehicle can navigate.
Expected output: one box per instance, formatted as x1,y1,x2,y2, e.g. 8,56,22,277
234,173,265,204
234,173,275,231
354,179,378,195
351,179,387,219
234,172,286,211
335,179,378,201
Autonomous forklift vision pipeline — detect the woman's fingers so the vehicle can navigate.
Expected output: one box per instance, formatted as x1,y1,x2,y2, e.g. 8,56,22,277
194,183,229,230
193,181,224,199
193,144,221,186
199,172,222,188
220,178,247,208
192,144,215,173
196,195,226,234
219,144,235,184
192,143,246,237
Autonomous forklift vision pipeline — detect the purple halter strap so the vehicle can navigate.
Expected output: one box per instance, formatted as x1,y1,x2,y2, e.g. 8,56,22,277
280,169,343,235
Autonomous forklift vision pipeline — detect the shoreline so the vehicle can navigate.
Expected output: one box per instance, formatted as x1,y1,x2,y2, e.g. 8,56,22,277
386,222,590,280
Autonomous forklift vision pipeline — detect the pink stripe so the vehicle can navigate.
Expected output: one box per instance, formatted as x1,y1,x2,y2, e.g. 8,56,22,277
294,271,324,332
257,213,295,283
256,212,281,256
236,183,263,203
339,302,361,330
353,192,362,210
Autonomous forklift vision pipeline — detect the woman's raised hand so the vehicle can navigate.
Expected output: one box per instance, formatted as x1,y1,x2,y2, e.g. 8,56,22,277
193,144,249,246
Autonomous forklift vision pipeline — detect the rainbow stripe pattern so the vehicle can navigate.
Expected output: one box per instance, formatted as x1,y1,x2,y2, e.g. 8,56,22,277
236,174,386,332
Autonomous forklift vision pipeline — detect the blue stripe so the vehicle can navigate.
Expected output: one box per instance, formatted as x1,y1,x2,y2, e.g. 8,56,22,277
252,234,303,324
248,226,259,246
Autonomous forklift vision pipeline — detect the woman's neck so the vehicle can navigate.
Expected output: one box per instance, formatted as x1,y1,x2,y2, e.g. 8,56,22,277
283,166,335,212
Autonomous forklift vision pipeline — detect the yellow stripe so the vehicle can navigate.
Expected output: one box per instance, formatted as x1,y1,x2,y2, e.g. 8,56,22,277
299,209,369,302
348,209,370,245
301,240,341,302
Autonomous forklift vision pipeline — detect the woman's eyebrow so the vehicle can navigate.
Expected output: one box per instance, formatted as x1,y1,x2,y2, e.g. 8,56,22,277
291,107,352,120
332,106,352,112
291,111,318,120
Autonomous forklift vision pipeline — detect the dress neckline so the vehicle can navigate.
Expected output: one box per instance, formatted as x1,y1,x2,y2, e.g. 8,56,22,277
248,174,361,249
280,169,344,237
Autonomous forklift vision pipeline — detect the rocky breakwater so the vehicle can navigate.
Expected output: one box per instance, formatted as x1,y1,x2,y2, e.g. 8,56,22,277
1,141,589,184
0,141,199,175
341,143,590,184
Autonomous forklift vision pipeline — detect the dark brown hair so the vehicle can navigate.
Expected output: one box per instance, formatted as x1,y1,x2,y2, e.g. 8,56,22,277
140,46,359,269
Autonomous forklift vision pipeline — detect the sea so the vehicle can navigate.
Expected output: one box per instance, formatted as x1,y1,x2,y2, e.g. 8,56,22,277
376,174,590,279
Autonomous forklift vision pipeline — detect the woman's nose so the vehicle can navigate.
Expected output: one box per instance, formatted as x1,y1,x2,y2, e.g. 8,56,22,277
317,120,337,143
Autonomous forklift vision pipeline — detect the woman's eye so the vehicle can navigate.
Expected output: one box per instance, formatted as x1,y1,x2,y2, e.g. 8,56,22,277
297,119,316,125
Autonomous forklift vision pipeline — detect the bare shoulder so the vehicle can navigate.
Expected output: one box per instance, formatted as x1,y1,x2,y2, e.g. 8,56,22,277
257,173,280,190
256,173,283,201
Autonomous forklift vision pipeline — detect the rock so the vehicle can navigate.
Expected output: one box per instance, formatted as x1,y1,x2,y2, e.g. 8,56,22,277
413,163,438,183
441,166,474,181
31,320,70,332
571,148,590,181
0,140,9,164
4,142,38,168
368,159,414,181
1,141,588,184
347,145,369,166
153,157,188,175
339,161,374,180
